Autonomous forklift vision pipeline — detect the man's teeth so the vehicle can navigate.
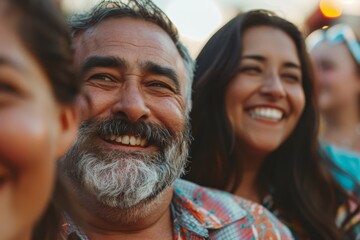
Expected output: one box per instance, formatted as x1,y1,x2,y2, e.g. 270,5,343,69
106,135,147,146
250,108,283,121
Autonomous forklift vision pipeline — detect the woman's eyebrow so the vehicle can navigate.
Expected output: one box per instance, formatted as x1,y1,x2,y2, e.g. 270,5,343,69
241,55,265,62
283,62,301,69
241,55,301,69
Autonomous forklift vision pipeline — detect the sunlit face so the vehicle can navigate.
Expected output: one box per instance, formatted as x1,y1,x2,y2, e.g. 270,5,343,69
62,17,189,212
310,42,360,112
0,15,73,240
225,26,305,157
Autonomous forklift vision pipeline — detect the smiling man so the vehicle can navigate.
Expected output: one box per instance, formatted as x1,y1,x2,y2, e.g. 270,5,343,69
59,1,294,239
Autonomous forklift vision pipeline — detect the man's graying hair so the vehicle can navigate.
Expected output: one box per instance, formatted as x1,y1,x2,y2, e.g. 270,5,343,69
69,0,194,112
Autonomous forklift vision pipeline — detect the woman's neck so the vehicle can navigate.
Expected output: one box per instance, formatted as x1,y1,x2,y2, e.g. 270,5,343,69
322,103,360,151
323,101,359,132
232,149,266,203
234,171,261,203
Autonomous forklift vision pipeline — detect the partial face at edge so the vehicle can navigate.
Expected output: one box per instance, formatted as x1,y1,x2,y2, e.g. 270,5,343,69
0,13,73,240
310,41,360,112
225,26,305,158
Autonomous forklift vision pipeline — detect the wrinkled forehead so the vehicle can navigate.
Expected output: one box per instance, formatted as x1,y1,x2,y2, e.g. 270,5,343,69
73,17,187,88
74,18,181,68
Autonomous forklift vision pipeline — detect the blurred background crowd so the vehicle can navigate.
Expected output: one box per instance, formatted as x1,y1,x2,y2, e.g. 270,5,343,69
60,0,360,57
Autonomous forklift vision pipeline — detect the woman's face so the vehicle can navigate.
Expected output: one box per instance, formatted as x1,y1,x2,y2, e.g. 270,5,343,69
225,26,305,157
310,41,360,112
0,16,76,240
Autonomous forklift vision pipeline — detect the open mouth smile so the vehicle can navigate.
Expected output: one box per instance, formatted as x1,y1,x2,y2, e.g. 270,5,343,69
103,134,148,147
248,107,285,122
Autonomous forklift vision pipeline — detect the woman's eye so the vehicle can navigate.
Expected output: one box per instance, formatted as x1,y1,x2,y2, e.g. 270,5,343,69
282,73,300,82
239,66,261,73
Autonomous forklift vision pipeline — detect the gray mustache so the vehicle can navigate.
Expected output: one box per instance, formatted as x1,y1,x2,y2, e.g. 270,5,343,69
81,118,174,149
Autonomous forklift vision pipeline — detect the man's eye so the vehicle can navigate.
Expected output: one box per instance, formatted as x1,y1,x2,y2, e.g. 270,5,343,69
148,81,172,89
146,81,178,94
88,74,113,82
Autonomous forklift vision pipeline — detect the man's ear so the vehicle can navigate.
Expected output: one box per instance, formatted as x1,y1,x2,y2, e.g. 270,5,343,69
56,104,79,158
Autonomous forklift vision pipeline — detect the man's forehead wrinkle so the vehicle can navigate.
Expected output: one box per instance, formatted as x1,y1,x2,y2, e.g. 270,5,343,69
95,40,165,52
83,23,171,49
81,38,177,67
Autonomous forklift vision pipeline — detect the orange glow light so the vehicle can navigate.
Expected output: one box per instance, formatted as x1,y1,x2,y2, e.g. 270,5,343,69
319,0,342,18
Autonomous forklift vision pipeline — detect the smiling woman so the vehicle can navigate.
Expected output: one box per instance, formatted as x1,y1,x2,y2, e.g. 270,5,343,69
184,10,360,240
224,26,305,157
0,0,80,240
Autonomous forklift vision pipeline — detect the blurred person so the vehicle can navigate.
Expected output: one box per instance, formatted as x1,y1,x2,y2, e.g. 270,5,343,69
307,24,360,196
307,24,360,153
185,10,360,240
0,0,80,240
58,1,294,239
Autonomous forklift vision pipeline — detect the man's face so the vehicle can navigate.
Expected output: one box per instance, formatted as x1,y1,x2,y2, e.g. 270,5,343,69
62,17,190,209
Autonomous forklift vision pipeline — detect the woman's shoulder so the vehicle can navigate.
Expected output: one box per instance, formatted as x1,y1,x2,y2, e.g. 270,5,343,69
322,143,360,192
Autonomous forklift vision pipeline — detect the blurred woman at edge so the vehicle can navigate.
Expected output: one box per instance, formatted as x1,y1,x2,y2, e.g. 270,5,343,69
308,24,360,153
0,0,81,239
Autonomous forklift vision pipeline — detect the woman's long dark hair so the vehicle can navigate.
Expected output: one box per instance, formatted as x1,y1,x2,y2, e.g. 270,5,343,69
185,10,357,239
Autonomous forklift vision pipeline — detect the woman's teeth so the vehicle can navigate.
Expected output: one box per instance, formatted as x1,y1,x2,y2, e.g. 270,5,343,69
249,107,284,121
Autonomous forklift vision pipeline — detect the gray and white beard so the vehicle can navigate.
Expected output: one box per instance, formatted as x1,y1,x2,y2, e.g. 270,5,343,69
60,118,190,213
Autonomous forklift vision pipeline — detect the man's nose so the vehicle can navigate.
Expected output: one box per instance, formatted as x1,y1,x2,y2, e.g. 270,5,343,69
259,73,286,100
111,82,150,122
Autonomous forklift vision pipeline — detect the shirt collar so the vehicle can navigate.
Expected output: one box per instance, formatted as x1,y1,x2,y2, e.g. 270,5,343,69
61,213,88,240
171,179,247,237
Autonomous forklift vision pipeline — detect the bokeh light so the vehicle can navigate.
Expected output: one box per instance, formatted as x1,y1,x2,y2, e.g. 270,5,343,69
165,0,223,41
319,0,343,18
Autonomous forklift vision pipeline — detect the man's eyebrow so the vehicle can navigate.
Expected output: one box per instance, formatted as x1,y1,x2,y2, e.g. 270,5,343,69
81,56,128,75
141,61,180,91
242,55,301,69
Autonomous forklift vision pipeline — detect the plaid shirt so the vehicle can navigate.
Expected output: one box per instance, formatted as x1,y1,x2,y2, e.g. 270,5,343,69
61,179,293,239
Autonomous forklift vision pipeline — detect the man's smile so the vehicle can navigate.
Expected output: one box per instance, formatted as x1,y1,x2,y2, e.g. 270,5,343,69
104,134,148,147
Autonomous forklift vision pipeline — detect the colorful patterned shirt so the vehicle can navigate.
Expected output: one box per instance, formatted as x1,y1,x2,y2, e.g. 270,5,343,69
61,179,293,239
